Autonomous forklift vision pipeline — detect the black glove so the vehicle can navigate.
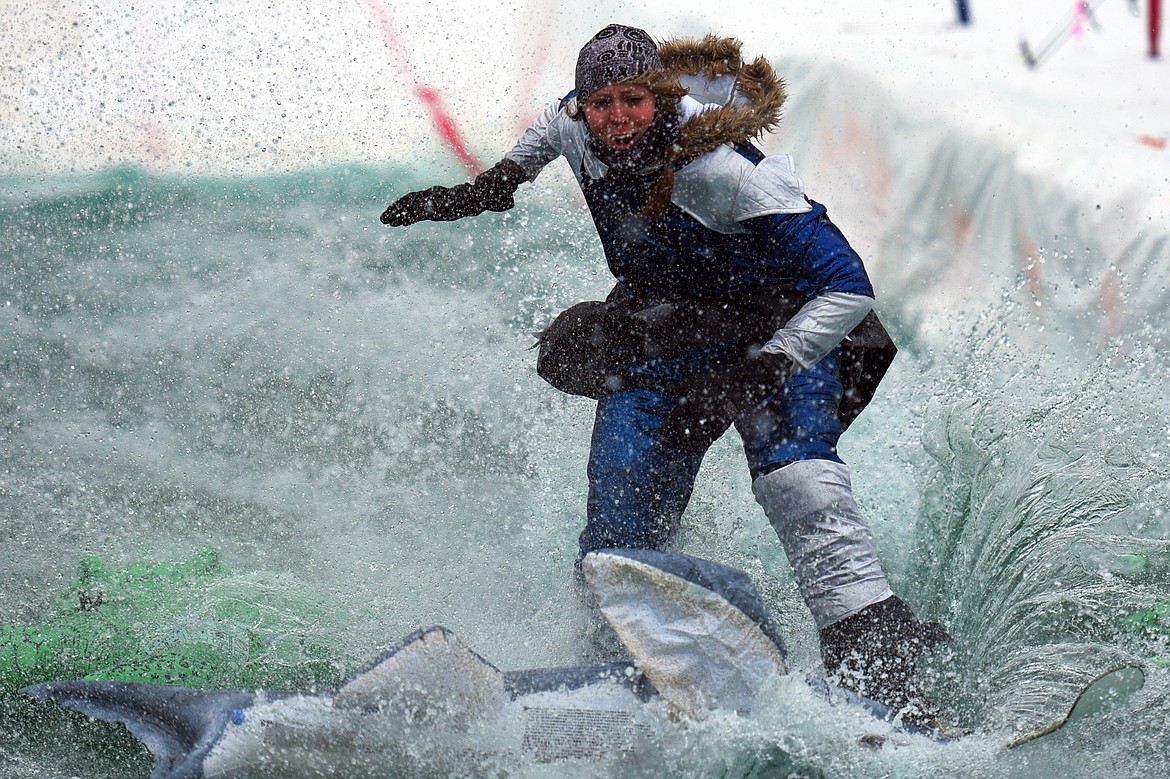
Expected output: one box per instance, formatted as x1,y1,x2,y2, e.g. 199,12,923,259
659,350,794,456
380,158,527,226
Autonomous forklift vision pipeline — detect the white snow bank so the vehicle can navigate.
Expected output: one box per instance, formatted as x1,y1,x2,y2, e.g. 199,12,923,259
768,54,1169,347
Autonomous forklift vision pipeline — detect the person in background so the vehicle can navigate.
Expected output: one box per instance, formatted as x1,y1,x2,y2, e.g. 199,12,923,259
956,0,972,26
381,24,953,729
1150,0,1163,59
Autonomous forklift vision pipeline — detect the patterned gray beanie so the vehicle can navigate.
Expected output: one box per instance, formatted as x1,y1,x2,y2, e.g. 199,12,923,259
574,25,661,104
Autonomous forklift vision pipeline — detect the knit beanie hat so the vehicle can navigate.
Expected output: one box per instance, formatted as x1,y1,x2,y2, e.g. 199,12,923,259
574,25,662,104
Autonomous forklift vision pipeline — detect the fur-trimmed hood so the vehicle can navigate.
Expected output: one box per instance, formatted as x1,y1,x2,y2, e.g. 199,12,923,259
629,35,787,218
651,35,786,161
566,34,786,160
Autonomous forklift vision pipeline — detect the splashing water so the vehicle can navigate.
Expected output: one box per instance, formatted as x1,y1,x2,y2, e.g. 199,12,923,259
1,160,1168,778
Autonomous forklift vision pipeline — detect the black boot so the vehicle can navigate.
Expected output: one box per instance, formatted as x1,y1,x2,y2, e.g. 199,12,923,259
819,595,953,729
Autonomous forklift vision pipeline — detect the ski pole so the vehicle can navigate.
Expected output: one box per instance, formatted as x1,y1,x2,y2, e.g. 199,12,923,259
1020,0,1109,68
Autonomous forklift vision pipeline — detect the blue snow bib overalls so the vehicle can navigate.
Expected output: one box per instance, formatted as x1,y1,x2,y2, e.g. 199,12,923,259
575,144,874,558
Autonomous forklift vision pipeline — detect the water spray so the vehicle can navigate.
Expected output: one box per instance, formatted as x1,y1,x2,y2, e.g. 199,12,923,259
360,0,483,176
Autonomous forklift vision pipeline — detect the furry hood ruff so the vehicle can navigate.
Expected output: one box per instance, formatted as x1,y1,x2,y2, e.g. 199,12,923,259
651,34,787,160
626,35,788,218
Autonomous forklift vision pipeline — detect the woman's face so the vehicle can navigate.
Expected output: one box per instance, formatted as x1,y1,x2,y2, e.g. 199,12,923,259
582,84,657,151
